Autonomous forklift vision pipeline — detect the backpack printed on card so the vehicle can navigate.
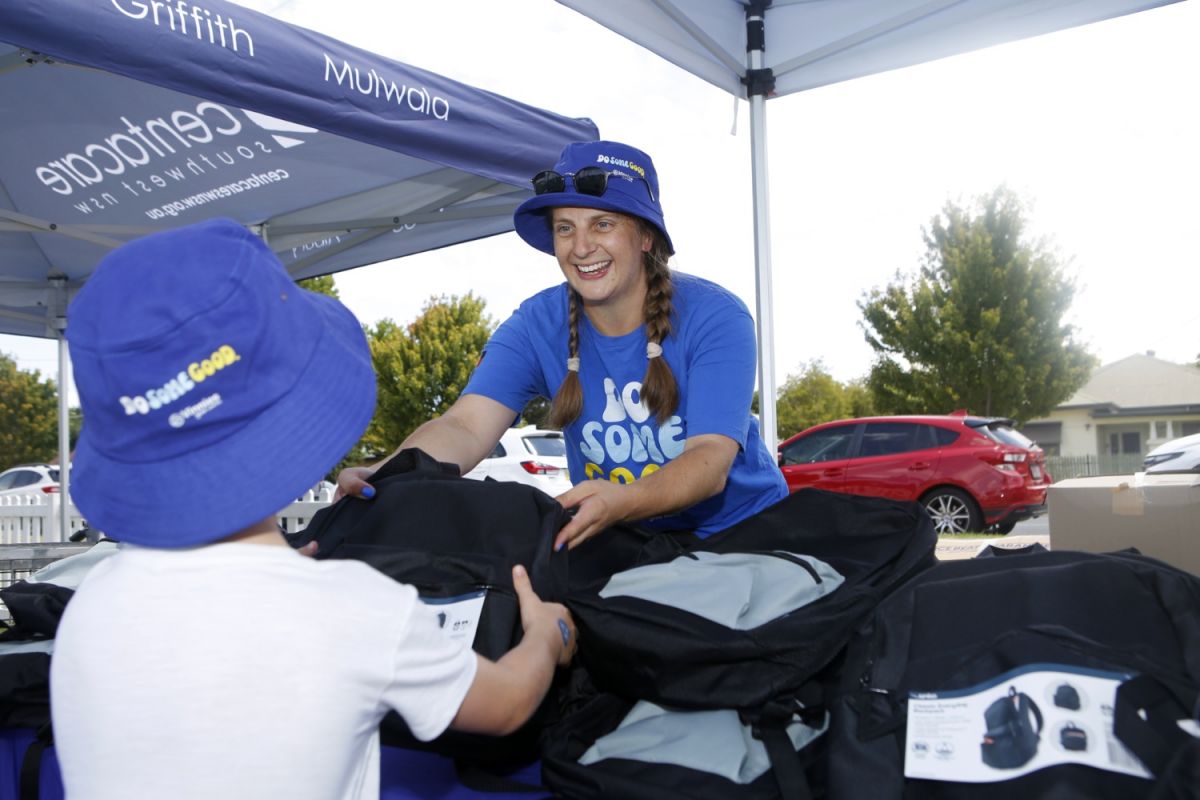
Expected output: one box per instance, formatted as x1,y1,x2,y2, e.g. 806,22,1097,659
980,686,1043,769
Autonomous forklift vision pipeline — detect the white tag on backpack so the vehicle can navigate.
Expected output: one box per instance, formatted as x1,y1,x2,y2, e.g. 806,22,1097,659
421,589,487,645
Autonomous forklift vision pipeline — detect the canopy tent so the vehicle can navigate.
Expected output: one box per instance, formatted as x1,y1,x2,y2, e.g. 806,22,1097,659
0,0,598,539
559,0,1182,453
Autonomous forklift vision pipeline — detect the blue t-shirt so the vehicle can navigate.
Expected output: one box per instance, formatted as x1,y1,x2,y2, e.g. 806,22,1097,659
464,272,787,537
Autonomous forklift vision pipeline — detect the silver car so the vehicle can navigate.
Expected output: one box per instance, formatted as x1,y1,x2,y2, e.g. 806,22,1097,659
1142,432,1200,473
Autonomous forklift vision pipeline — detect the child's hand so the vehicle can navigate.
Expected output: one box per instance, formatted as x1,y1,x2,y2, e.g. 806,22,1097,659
512,564,576,666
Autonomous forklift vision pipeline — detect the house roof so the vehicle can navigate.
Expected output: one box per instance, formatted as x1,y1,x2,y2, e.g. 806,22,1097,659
1059,353,1200,411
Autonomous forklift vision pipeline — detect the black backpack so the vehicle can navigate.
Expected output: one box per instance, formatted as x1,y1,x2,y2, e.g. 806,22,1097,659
543,489,938,799
565,488,937,711
540,666,829,800
288,448,571,662
287,448,575,771
1,543,117,800
980,686,1043,769
826,549,1200,799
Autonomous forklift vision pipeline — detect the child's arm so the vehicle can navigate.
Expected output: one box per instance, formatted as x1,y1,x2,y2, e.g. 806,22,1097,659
449,565,575,736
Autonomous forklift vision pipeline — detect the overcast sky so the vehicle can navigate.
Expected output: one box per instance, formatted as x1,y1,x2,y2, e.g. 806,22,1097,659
5,0,1197,399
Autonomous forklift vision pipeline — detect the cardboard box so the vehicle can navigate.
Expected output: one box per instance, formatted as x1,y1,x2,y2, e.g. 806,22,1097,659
1048,473,1200,576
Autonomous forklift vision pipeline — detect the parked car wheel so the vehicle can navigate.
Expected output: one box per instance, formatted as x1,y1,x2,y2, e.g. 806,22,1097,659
922,487,981,535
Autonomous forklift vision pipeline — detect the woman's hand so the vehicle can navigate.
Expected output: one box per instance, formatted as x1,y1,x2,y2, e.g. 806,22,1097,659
552,434,739,550
334,465,377,502
553,480,631,551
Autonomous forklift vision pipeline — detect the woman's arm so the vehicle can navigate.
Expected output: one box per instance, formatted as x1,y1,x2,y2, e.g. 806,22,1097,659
400,394,517,474
552,432,738,550
336,393,517,499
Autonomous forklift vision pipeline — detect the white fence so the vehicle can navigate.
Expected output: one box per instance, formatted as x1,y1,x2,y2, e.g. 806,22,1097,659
278,484,337,534
0,485,336,546
0,492,89,544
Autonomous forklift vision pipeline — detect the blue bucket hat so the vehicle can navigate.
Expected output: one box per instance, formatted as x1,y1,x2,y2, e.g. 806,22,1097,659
67,218,376,548
514,140,674,256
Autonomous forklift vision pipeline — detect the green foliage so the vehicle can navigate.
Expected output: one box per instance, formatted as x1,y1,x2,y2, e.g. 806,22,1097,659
0,353,60,468
297,274,339,299
843,379,876,419
356,294,495,462
775,360,876,440
520,396,553,429
69,407,83,450
858,186,1095,423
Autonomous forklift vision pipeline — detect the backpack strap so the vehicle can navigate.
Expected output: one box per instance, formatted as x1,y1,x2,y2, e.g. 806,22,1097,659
371,447,462,482
19,723,53,800
741,692,822,800
1114,674,1199,776
286,447,464,555
1021,691,1044,735
453,760,546,794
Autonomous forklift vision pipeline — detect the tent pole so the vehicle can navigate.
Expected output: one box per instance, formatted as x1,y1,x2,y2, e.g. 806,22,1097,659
745,2,778,455
57,327,71,542
51,280,71,543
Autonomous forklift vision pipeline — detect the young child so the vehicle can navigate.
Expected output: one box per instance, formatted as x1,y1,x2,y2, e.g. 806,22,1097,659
50,218,575,799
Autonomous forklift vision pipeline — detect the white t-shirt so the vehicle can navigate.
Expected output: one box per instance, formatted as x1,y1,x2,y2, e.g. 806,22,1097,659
50,542,478,800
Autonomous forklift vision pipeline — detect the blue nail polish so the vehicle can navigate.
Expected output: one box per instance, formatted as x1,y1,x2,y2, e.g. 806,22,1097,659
557,619,570,646
361,485,375,499
554,541,563,552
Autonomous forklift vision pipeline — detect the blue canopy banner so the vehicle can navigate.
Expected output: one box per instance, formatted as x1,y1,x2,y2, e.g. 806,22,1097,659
0,0,597,542
559,0,1182,453
0,0,598,338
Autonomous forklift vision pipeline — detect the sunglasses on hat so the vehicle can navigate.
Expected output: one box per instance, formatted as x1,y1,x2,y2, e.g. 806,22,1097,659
532,166,656,203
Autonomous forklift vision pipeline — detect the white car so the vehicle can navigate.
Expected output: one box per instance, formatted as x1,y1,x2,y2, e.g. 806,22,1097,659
0,463,62,497
1142,432,1200,473
464,427,572,496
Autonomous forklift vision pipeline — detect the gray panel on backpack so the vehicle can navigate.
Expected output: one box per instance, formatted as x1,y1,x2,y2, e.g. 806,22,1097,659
598,551,845,629
578,700,828,784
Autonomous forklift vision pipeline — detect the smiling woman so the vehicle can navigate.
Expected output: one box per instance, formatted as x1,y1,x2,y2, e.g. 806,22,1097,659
338,139,788,552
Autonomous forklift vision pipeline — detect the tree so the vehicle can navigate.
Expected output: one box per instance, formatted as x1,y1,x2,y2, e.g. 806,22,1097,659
520,396,553,429
0,353,60,468
858,187,1095,423
357,294,495,461
297,274,339,299
775,360,876,440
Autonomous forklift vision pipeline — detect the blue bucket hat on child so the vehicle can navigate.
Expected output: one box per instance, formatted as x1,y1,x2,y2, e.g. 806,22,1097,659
514,140,674,256
67,218,376,548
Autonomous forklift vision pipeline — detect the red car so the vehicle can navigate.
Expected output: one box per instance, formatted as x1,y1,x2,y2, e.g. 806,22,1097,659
777,412,1050,534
